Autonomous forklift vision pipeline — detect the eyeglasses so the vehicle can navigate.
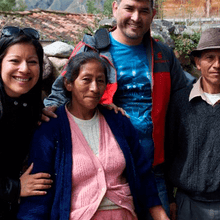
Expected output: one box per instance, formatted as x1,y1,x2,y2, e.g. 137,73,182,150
1,26,40,40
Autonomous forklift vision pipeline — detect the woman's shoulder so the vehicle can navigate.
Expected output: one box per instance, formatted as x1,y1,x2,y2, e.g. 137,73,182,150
99,105,126,121
98,105,133,132
36,105,67,133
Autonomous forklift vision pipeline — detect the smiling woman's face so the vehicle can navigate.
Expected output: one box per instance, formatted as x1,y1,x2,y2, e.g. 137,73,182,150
1,42,40,98
65,59,107,119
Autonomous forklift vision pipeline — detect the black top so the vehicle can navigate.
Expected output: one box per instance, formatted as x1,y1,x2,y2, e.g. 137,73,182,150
165,85,220,202
0,79,42,219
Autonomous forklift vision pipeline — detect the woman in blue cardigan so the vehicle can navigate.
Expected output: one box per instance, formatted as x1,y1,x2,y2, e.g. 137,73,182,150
17,52,169,220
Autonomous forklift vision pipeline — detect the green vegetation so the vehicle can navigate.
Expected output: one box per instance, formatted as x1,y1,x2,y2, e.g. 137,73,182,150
152,34,165,43
86,0,113,17
0,0,16,11
86,0,101,14
170,30,201,72
171,31,201,59
14,0,27,11
103,0,113,17
155,0,166,19
0,0,27,11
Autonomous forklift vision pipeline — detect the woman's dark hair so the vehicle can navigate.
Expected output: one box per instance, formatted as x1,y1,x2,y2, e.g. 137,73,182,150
0,34,44,125
64,51,110,98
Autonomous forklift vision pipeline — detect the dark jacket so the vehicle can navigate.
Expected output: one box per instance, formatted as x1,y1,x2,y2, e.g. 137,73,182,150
0,93,37,220
17,105,161,220
0,75,42,219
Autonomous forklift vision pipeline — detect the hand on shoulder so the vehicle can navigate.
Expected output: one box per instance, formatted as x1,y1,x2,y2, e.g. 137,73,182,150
39,106,58,125
102,103,129,118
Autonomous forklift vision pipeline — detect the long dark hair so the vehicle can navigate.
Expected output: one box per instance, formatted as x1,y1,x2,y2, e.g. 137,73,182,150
0,34,44,126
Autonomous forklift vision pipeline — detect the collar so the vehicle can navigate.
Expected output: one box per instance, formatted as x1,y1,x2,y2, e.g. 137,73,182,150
109,27,152,45
189,77,218,105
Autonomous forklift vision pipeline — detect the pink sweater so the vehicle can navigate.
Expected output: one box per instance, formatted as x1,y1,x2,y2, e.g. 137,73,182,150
67,110,136,220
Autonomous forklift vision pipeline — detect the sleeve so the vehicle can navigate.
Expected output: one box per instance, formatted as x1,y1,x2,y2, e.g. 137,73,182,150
43,74,70,107
119,114,161,209
17,123,57,220
168,47,196,94
164,94,179,203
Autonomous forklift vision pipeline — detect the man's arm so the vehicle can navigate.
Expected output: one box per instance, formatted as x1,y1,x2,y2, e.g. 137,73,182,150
41,75,68,122
149,206,170,220
43,75,69,107
164,90,182,220
169,47,196,93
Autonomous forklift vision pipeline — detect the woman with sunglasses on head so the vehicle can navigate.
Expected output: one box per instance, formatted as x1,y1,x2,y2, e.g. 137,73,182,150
0,26,52,220
17,51,169,220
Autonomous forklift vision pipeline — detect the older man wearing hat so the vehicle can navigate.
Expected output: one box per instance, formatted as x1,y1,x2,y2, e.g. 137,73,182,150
165,27,220,220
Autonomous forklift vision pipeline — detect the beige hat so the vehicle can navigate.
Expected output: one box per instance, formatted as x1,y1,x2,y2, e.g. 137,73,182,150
190,28,220,57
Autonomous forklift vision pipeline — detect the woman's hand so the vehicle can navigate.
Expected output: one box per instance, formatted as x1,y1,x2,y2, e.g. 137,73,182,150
102,103,129,118
19,163,53,197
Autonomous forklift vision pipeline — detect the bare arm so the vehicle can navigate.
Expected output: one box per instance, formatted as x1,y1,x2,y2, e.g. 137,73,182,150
149,205,170,220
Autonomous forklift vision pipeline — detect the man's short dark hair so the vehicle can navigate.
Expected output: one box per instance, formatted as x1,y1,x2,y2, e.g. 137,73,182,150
115,0,154,9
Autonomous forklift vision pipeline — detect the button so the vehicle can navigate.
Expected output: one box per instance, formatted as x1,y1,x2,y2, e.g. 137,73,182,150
23,103,27,107
102,188,105,191
119,200,122,204
98,168,102,172
14,101,18,105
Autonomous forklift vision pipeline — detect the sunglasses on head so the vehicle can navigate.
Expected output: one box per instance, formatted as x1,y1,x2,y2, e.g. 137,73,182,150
1,26,40,40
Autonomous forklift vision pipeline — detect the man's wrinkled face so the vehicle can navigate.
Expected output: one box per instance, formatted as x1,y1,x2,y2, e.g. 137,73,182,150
195,49,220,93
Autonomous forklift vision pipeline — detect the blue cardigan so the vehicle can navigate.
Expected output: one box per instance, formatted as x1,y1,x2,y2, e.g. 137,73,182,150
17,105,161,220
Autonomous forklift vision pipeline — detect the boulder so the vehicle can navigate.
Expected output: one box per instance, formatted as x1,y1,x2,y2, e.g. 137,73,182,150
43,41,74,58
43,54,53,80
42,54,56,97
99,17,117,27
173,25,187,35
48,56,69,78
151,20,175,48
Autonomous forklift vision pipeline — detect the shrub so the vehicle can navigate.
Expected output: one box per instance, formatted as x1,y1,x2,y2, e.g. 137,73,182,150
171,31,201,59
170,30,201,72
153,34,165,43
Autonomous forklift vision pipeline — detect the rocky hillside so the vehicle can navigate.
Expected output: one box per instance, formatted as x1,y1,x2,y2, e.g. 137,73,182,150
24,0,104,13
23,0,220,17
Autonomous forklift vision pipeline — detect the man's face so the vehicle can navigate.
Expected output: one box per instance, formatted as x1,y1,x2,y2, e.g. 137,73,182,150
195,49,220,93
112,0,156,45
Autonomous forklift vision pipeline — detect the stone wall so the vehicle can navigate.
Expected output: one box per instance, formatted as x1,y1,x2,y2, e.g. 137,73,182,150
160,0,220,19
